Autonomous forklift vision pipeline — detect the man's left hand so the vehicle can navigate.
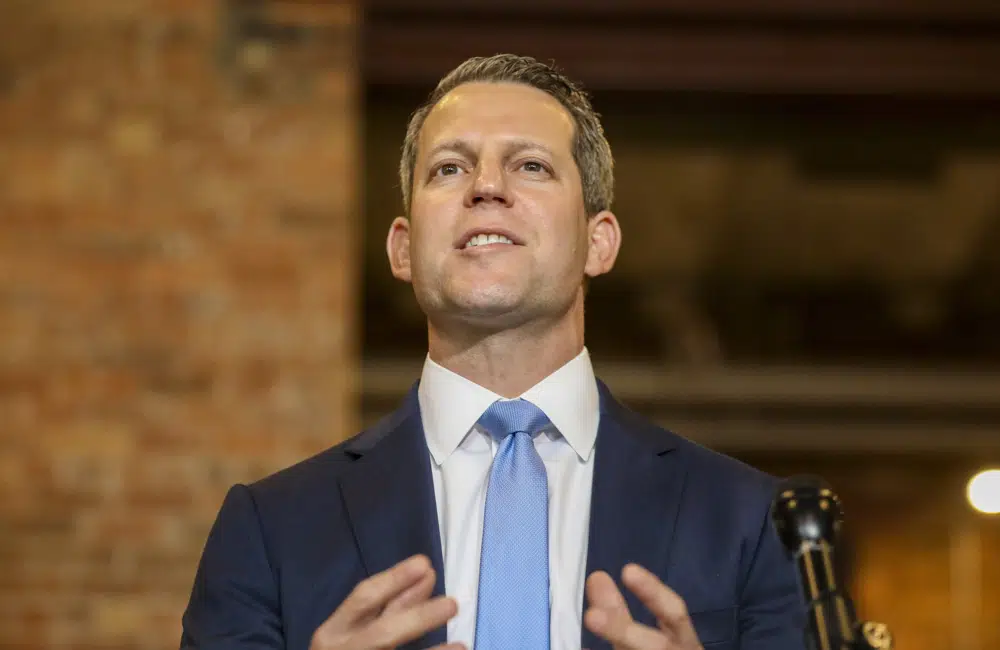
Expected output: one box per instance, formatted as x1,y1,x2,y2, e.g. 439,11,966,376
584,564,704,650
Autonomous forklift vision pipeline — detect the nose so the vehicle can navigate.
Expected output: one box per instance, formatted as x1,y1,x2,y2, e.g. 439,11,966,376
465,160,511,208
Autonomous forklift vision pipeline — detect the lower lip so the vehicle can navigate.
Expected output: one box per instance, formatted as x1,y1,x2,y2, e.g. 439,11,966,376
459,243,520,253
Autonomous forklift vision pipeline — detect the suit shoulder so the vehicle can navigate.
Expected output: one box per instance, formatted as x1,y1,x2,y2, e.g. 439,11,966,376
675,434,778,495
613,399,777,498
245,406,407,505
655,422,782,529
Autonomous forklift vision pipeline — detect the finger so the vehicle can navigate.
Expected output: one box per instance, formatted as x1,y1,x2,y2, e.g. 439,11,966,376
382,567,436,615
622,564,699,647
318,555,433,635
584,607,671,650
586,570,632,619
429,645,466,650
350,595,458,650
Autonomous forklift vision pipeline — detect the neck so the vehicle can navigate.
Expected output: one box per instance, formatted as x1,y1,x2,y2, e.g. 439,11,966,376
427,304,586,398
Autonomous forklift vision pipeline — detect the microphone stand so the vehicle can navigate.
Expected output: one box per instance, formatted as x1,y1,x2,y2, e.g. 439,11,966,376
772,476,894,650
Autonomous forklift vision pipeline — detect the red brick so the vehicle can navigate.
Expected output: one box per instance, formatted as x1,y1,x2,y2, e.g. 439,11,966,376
1,2,358,648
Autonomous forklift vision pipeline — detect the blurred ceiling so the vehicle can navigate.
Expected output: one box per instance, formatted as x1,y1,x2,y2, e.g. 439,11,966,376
226,0,1000,452
362,0,1000,96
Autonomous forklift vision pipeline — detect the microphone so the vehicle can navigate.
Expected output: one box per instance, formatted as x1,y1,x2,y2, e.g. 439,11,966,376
771,476,893,650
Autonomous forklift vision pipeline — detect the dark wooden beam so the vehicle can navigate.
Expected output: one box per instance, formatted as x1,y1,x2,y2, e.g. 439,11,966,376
362,0,1000,95
365,0,1000,22
361,360,1000,453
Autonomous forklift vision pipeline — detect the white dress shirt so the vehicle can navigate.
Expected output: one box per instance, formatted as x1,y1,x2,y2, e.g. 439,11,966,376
418,347,600,650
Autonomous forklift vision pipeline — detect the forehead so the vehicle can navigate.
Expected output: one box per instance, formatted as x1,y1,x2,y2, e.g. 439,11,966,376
418,82,575,157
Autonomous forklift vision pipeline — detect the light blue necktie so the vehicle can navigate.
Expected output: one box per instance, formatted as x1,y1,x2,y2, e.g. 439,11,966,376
474,399,552,650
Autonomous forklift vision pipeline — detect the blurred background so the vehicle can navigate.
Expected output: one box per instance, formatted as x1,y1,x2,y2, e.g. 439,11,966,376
2,0,999,648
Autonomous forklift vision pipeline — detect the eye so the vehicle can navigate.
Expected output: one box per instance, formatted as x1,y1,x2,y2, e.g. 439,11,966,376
521,160,547,173
435,163,462,177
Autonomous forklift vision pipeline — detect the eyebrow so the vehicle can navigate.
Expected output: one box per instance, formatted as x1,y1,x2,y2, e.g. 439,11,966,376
424,138,556,162
504,139,556,159
425,139,477,162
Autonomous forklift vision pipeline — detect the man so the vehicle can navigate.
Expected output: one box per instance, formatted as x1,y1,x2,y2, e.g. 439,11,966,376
180,54,805,650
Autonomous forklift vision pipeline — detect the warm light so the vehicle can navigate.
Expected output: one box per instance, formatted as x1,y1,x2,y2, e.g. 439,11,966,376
967,469,1000,515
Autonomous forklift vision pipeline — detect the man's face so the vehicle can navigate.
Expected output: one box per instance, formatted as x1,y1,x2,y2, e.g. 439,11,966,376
387,82,619,332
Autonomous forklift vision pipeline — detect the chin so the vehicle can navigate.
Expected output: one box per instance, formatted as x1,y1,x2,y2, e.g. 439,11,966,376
455,296,522,317
449,280,522,308
444,290,531,327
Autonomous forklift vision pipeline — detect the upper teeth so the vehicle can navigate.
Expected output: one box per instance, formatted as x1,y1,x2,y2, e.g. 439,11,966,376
465,233,513,248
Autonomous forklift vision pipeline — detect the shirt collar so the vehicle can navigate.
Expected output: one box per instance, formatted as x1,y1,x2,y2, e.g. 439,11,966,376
418,347,600,465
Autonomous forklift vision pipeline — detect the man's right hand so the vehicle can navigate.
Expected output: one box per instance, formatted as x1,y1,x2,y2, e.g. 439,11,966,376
309,554,464,650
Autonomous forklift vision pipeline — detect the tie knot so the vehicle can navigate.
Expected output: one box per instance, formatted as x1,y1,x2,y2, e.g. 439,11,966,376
478,399,552,441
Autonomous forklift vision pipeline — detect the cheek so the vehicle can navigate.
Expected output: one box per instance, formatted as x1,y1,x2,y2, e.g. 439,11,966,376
408,222,451,274
528,193,579,234
411,200,457,247
546,208,589,257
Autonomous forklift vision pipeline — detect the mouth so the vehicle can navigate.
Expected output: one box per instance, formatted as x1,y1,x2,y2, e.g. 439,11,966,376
456,228,524,250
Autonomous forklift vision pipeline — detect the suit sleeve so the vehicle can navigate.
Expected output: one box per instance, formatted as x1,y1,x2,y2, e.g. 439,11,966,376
736,494,808,650
180,484,284,649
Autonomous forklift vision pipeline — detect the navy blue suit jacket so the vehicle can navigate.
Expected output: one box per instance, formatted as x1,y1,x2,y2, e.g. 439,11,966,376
180,381,806,649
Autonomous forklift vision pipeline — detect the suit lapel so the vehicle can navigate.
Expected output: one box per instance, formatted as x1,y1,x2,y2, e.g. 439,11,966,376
338,386,447,648
581,381,688,650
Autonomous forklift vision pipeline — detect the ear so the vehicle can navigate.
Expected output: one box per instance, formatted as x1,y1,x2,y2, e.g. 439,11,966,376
386,216,413,283
584,210,622,279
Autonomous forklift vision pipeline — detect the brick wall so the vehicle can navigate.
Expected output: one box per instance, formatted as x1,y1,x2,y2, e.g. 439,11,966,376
852,476,1000,650
753,455,1000,650
0,1,359,648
